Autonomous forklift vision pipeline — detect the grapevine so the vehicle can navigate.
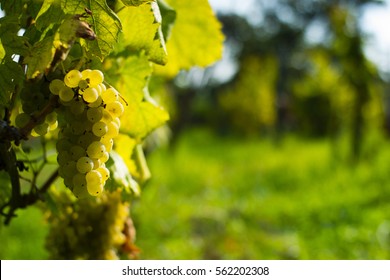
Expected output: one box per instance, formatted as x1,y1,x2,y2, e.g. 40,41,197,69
0,0,223,259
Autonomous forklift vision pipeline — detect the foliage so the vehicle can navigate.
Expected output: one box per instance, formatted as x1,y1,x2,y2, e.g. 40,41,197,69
0,0,223,259
133,129,390,259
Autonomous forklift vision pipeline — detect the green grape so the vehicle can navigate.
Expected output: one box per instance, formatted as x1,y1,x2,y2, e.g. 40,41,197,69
101,110,113,124
98,83,107,92
100,151,110,163
87,141,106,159
89,70,104,87
81,69,92,80
72,181,90,198
92,158,101,169
106,101,124,118
101,88,119,103
70,145,86,160
87,107,104,122
65,69,82,88
70,99,85,115
77,132,98,149
57,151,72,165
70,121,86,135
15,113,31,128
33,122,49,136
78,79,89,90
97,166,110,182
86,170,103,196
73,173,87,188
76,157,94,174
49,121,58,131
105,121,119,138
92,121,108,137
88,96,103,108
59,87,75,102
101,136,114,152
45,111,57,124
62,160,77,178
49,79,65,95
56,138,73,152
82,87,99,103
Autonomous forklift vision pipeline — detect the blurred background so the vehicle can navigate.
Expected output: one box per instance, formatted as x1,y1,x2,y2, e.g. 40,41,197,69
3,0,390,259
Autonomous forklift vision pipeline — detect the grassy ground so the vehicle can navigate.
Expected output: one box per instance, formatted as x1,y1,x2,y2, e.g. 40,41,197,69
132,128,390,259
2,128,390,259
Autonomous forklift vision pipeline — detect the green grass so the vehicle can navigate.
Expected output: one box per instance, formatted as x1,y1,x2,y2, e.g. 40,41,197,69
0,206,48,259
132,128,390,259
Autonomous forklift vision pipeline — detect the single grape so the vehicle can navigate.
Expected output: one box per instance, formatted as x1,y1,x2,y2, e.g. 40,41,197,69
106,101,124,118
87,141,106,159
65,69,82,88
76,157,94,174
77,132,98,149
70,121,86,135
86,170,103,196
82,87,99,103
45,111,57,124
100,136,114,152
97,166,110,182
100,151,110,163
15,113,31,128
59,87,75,102
105,121,119,138
78,79,89,90
101,88,119,103
89,70,104,87
81,69,92,81
57,151,72,165
49,79,65,95
70,99,85,115
56,139,73,152
92,121,108,137
33,122,49,136
87,96,103,108
70,145,86,160
87,107,104,123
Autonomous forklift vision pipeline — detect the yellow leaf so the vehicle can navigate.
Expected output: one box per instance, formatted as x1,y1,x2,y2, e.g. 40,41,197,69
155,0,224,77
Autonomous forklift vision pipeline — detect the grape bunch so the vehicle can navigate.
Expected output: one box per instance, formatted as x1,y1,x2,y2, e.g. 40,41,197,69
51,69,124,197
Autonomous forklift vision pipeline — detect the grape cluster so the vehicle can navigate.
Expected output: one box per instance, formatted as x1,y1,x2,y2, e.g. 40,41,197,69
14,80,58,136
45,190,135,260
51,69,124,197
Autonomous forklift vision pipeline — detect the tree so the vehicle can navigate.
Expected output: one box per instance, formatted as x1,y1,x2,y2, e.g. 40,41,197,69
0,0,223,259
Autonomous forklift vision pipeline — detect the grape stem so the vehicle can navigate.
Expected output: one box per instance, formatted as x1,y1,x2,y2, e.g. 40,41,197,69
0,167,59,225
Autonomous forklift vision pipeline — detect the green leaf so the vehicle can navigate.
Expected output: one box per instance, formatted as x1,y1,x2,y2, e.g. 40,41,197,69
0,16,30,57
0,0,24,16
0,59,24,105
157,0,176,41
155,0,224,77
115,53,169,139
61,0,122,59
23,36,54,79
117,2,167,65
36,0,64,31
105,151,141,198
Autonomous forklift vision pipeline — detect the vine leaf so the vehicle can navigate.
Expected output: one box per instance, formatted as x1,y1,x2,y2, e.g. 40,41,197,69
117,1,167,65
155,0,224,77
24,36,55,79
0,16,30,58
61,0,122,60
0,60,24,105
105,151,141,198
115,53,169,139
